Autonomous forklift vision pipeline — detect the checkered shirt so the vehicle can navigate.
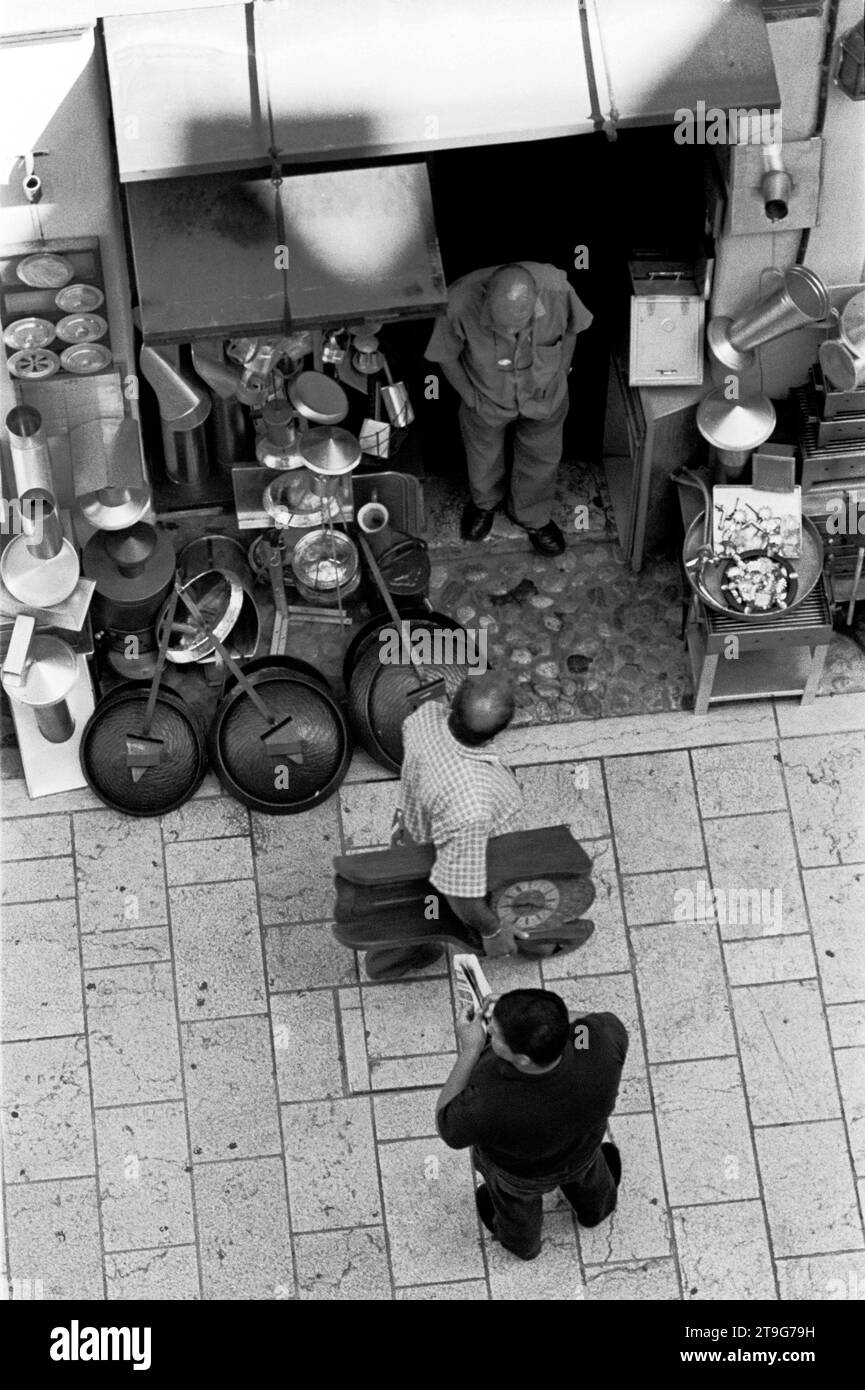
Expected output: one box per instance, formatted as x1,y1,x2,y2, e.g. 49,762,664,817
398,701,524,898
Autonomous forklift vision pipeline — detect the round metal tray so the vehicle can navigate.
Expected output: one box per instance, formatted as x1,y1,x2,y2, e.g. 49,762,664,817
79,684,207,816
0,535,80,606
683,511,824,621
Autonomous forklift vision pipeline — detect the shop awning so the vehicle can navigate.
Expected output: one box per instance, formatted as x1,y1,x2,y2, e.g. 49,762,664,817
125,161,447,343
103,0,780,181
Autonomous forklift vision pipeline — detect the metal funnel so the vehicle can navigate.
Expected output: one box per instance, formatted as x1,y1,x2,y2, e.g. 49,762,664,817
708,266,830,372
697,389,776,481
140,346,212,426
191,341,243,401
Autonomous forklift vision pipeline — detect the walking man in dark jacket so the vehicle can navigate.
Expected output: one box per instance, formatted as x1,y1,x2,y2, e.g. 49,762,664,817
436,987,627,1261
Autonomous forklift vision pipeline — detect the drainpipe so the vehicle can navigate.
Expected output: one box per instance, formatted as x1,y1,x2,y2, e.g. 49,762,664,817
796,0,842,263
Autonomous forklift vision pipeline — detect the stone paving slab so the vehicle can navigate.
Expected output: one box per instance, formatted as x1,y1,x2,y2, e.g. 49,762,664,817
294,1227,391,1300
282,1098,381,1232
781,733,865,867
732,981,841,1126
605,751,703,874
1,812,72,860
2,1034,95,1183
723,934,817,986
6,1177,104,1299
631,921,736,1063
252,804,341,924
271,992,343,1103
85,963,183,1109
73,811,166,933
673,1200,776,1301
79,926,172,972
169,880,267,1020
193,1156,294,1300
94,1101,193,1251
105,1246,201,1301
1,900,83,1042
1,855,75,904
803,865,865,1004
183,1015,282,1162
266,922,358,991
703,812,808,937
651,1058,759,1207
690,742,788,818
755,1121,864,1257
378,1138,483,1285
579,1112,671,1265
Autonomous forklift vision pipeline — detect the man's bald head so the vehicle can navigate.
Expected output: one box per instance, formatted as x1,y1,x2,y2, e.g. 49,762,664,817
448,671,516,747
486,264,537,332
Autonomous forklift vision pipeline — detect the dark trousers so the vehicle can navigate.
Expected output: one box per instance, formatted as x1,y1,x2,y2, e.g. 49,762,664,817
473,1143,618,1260
458,395,569,529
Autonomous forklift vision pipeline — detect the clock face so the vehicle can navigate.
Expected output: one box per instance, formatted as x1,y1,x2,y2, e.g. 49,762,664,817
491,875,595,934
494,879,562,930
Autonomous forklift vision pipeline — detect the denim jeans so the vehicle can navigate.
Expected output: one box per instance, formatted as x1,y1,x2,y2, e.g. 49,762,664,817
473,1144,618,1260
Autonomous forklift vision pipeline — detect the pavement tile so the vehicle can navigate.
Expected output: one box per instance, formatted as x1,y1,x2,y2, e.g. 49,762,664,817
673,1200,776,1300
266,922,357,991
1,1035,94,1183
378,1138,483,1284
95,1101,193,1251
604,751,703,874
755,1121,864,1256
631,920,735,1062
370,1054,457,1090
723,935,817,986
803,866,865,1004
732,981,840,1126
542,839,630,980
774,692,865,737
485,1208,581,1299
374,1090,439,1141
828,1002,865,1049
1,855,75,904
105,1246,200,1300
271,992,343,1103
160,799,249,842
169,880,267,1020
194,1156,294,1300
781,732,865,866
283,1097,381,1231
164,836,253,886
1,900,83,1041
74,811,166,933
362,978,455,1059
497,703,777,764
513,760,610,839
775,1251,865,1301
80,926,171,972
397,1280,489,1300
337,781,396,849
583,1258,680,1300
252,801,341,923
1,781,102,817
338,987,370,1093
85,963,182,1108
5,1178,103,1299
703,812,807,937
480,953,543,994
622,869,714,929
652,1058,759,1205
835,1048,865,1178
555,974,649,1114
183,1015,281,1161
691,742,787,818
1,813,71,860
295,1227,391,1300
579,1112,671,1264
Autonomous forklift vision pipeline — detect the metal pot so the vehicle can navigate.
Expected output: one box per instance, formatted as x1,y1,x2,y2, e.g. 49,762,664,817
345,610,470,772
83,522,176,633
682,510,825,621
208,656,351,814
1,615,78,743
156,569,244,664
289,371,349,425
291,528,359,595
79,682,207,816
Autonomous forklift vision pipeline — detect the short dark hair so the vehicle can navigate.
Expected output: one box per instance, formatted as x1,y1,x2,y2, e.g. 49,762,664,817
493,989,570,1066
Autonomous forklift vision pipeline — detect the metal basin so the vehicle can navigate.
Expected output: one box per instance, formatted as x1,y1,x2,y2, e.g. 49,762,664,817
683,511,824,621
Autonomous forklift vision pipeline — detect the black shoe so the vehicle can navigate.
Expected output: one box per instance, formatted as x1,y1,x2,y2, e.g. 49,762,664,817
504,510,565,556
364,944,444,981
460,501,495,542
527,520,565,557
602,1141,622,1188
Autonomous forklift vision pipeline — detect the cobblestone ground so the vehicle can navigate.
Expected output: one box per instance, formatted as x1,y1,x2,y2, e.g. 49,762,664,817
2,696,864,1300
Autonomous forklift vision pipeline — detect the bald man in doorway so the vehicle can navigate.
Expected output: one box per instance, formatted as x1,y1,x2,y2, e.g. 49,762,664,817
365,673,529,981
426,262,593,556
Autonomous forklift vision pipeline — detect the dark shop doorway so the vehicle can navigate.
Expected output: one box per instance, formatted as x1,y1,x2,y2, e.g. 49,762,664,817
387,127,709,481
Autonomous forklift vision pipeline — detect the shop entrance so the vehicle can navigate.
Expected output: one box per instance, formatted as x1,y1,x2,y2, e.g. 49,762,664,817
390,127,709,479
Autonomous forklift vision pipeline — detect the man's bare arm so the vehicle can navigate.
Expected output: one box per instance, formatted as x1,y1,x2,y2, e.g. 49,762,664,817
442,891,520,958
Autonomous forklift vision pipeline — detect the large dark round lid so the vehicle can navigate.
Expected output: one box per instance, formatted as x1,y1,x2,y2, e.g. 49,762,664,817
347,616,470,772
209,664,351,814
80,686,207,816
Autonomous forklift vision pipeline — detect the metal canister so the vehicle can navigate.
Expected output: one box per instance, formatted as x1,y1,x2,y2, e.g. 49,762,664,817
1,615,78,742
